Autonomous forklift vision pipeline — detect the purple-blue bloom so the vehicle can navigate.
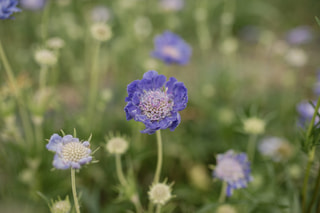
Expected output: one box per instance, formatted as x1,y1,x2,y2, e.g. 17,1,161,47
297,100,319,126
213,150,252,197
20,0,46,11
0,0,21,19
124,70,188,134
286,26,313,45
46,134,92,170
151,31,191,65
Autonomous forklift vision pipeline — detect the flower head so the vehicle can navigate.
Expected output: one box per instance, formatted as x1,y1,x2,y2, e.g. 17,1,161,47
0,0,21,19
216,204,237,213
258,137,293,162
106,136,129,155
242,117,265,135
46,133,92,170
159,0,184,12
46,37,65,49
124,70,188,134
286,26,313,45
151,31,191,65
148,182,173,205
213,150,252,197
297,100,319,126
91,6,111,23
34,49,57,66
20,0,46,11
90,23,112,41
50,196,71,213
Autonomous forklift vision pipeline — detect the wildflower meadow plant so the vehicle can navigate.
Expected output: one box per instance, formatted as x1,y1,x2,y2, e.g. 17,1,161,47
213,150,252,200
151,31,192,65
0,0,21,19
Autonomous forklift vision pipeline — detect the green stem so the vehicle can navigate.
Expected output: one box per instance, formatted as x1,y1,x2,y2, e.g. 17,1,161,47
306,163,320,213
218,181,227,203
115,154,127,186
156,205,161,213
87,42,101,126
153,130,163,184
130,193,144,213
302,147,316,213
39,66,48,90
0,39,33,145
71,169,81,213
41,0,51,41
246,134,257,163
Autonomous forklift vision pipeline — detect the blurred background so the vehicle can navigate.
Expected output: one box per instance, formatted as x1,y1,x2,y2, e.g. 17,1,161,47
1,0,320,212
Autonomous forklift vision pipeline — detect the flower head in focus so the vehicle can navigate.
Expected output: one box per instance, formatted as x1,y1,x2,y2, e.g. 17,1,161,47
0,0,21,19
46,133,92,170
213,150,252,197
151,31,191,65
124,70,188,134
148,181,173,205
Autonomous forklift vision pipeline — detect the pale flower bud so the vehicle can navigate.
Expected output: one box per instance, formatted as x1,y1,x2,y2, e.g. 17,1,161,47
90,23,112,41
148,182,173,205
34,49,57,66
106,137,129,155
243,117,265,135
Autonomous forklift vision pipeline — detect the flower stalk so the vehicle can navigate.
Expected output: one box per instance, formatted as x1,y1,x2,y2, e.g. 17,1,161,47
153,130,163,184
71,169,81,213
115,154,127,186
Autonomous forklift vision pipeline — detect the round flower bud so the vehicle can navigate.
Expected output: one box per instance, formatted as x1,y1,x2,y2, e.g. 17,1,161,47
216,204,237,213
106,137,129,155
148,182,173,205
34,49,57,66
46,37,65,50
243,117,265,135
90,23,112,41
51,197,71,213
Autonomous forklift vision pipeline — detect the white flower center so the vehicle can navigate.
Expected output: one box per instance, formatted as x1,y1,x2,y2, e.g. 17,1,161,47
162,46,180,59
62,142,89,162
215,158,244,182
149,183,171,205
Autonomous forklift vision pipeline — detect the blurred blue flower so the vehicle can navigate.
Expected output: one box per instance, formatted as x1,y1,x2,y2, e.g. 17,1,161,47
213,150,252,197
0,0,21,19
20,0,46,11
91,6,111,23
151,31,191,65
314,72,320,96
124,70,188,134
297,100,319,126
159,0,184,12
286,26,313,45
46,134,92,170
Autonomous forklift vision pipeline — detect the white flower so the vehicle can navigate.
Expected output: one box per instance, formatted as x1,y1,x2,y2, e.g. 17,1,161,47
50,197,71,213
284,48,308,67
148,182,173,205
34,49,57,66
90,23,112,41
46,37,65,49
216,204,237,213
243,117,265,135
258,137,293,162
106,137,129,155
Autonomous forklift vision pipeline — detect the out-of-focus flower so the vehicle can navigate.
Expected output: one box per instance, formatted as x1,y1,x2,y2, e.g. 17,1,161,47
91,6,111,23
284,48,308,67
258,137,293,162
313,71,320,96
90,23,112,41
50,196,71,213
134,16,152,39
151,31,192,65
242,117,265,135
46,134,92,170
288,164,302,179
20,0,46,11
286,26,313,45
201,84,215,98
213,150,252,196
272,40,289,56
46,37,65,50
148,182,173,205
188,164,211,190
0,0,21,19
124,70,188,134
218,108,235,125
219,37,238,55
238,26,261,43
143,58,160,71
297,100,319,126
159,0,184,12
34,49,57,66
106,136,129,155
216,204,237,213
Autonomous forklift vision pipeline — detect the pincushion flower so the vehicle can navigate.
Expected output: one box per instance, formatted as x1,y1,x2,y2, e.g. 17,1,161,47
124,70,188,134
46,134,92,170
297,100,319,126
0,0,21,19
151,31,191,65
213,150,252,196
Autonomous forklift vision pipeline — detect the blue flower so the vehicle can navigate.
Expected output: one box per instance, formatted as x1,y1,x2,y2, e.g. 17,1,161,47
297,100,319,126
151,31,191,65
46,134,92,170
213,150,252,197
20,0,46,11
124,70,188,134
0,0,21,19
286,26,313,45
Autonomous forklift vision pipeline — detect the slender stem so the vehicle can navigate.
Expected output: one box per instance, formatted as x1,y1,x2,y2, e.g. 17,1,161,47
156,205,161,213
306,164,320,213
71,169,81,213
302,147,316,213
246,134,257,163
115,154,127,186
153,130,163,184
218,181,227,203
130,193,144,213
41,0,51,41
39,66,48,90
88,42,101,126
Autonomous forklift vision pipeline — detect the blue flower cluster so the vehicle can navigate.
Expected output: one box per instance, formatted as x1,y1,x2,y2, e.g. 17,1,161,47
124,70,188,134
0,0,21,19
151,31,191,65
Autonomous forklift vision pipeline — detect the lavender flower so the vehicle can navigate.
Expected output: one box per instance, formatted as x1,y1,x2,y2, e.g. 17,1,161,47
91,6,111,23
286,26,313,45
46,134,92,170
124,70,188,134
297,100,319,126
159,0,184,12
20,0,46,11
0,0,21,19
151,31,191,65
213,150,252,196
258,137,293,162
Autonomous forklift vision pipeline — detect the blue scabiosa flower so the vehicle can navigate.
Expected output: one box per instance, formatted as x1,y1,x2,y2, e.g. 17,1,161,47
297,100,319,126
286,26,313,45
151,31,191,65
0,0,21,19
124,70,188,134
213,150,252,196
46,134,92,170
